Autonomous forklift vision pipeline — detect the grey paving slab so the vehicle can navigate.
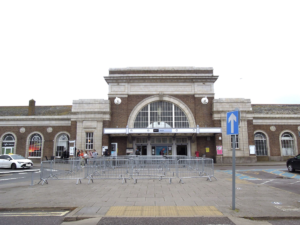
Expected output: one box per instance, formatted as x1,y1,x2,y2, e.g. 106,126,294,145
135,201,156,206
126,197,146,202
112,201,135,206
77,207,101,215
96,206,110,215
155,201,177,206
145,197,165,202
175,200,197,206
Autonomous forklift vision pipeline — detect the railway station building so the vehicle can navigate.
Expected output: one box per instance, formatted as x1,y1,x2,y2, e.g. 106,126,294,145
0,67,299,164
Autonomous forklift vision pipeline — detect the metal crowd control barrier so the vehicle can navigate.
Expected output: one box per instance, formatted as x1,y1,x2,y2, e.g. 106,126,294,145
38,159,85,185
38,156,217,185
176,158,217,183
128,158,173,183
86,158,130,184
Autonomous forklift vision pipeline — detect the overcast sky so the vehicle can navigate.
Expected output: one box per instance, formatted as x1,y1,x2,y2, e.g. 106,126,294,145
1,0,299,106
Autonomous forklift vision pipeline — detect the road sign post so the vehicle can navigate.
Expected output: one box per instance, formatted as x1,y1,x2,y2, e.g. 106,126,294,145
232,134,236,210
226,110,239,210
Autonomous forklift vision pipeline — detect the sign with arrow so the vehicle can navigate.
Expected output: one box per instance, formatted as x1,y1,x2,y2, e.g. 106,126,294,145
226,110,239,135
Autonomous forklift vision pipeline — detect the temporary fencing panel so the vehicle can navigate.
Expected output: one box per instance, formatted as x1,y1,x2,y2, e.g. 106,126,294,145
39,159,85,185
176,158,217,183
128,158,172,183
86,158,130,183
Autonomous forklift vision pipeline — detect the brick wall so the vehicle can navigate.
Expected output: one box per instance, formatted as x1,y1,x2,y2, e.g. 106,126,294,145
247,120,254,146
110,136,127,155
196,136,216,161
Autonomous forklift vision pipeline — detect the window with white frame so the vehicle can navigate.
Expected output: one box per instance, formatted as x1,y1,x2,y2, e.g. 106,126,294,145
281,132,294,156
2,134,15,154
29,133,42,157
134,101,189,128
254,132,267,156
86,132,93,150
231,135,239,149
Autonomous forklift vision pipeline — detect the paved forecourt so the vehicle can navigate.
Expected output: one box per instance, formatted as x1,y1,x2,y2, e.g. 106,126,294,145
0,170,300,222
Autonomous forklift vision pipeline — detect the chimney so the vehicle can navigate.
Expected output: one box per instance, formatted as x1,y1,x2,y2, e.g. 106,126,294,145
28,99,35,116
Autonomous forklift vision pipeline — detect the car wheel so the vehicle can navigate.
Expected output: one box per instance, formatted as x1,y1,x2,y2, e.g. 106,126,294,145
288,164,295,172
11,163,17,170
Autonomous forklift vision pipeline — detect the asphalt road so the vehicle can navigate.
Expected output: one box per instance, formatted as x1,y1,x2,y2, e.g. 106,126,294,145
0,166,41,185
215,165,300,195
0,216,64,225
239,170,300,195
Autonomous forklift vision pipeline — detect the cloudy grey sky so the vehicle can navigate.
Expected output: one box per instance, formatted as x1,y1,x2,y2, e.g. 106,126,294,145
1,0,299,106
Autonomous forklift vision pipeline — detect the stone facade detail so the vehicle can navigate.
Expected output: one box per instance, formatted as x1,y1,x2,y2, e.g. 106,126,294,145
270,126,276,131
105,67,217,97
213,99,254,161
20,127,25,133
47,127,53,133
72,99,110,155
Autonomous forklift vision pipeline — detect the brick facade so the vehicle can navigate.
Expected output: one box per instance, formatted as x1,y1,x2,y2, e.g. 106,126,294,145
0,125,72,163
253,124,300,157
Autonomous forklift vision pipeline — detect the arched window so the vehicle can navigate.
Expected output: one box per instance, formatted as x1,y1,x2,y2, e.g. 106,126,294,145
2,134,15,154
254,132,268,156
281,132,294,156
29,134,42,157
134,101,189,128
56,134,69,157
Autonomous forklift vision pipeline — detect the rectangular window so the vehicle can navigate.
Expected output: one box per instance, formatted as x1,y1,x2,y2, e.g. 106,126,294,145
231,135,239,149
86,132,94,150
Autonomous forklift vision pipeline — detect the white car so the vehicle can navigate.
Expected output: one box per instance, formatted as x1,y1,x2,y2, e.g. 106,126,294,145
0,154,33,169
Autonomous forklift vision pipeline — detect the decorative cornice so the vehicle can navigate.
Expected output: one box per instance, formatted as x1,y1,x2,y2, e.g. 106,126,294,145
253,119,300,125
104,76,218,84
0,121,71,126
253,114,300,119
0,115,71,120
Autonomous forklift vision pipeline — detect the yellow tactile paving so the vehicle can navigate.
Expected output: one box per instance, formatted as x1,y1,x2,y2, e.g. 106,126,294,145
226,178,253,184
105,206,223,217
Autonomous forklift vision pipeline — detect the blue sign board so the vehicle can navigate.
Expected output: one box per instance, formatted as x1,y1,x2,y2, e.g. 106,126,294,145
226,111,239,135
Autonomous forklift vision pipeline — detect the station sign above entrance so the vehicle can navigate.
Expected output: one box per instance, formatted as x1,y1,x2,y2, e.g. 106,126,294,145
104,127,222,134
